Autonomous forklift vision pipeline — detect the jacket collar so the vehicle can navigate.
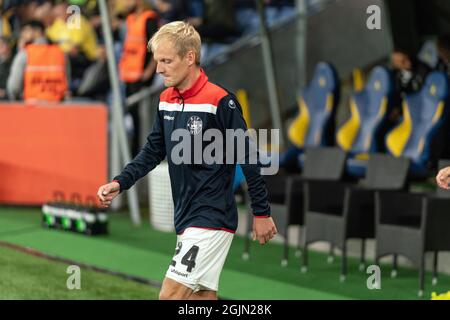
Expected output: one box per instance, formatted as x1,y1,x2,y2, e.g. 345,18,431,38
171,68,208,100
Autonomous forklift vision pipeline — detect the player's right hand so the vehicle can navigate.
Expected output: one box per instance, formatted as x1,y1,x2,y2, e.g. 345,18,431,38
97,181,120,208
436,166,450,190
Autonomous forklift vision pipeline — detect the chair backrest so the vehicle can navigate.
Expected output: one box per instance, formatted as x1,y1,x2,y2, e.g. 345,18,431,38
360,153,410,189
417,39,439,69
288,62,339,148
302,146,347,180
336,66,393,155
436,159,450,198
386,72,449,167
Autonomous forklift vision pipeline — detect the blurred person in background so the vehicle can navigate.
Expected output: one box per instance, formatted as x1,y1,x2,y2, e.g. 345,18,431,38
235,0,294,36
389,46,431,121
33,0,55,28
391,46,431,96
6,20,70,102
7,0,43,37
75,0,121,99
235,0,260,35
0,36,13,100
119,0,159,157
46,0,99,94
0,1,14,38
265,0,295,26
151,0,187,25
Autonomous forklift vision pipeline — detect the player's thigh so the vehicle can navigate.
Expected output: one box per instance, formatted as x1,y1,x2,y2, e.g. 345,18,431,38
159,277,194,300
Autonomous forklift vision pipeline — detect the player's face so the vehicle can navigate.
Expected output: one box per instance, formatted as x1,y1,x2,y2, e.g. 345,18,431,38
154,41,191,89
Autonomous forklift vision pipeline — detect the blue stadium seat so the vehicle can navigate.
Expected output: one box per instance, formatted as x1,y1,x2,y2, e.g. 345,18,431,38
385,71,450,176
279,62,339,171
336,66,394,177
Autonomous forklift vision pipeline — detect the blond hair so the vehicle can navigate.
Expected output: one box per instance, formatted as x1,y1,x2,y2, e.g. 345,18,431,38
148,21,201,65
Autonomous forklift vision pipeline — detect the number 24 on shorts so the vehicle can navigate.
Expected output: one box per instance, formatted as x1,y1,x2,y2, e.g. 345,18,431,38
170,242,199,272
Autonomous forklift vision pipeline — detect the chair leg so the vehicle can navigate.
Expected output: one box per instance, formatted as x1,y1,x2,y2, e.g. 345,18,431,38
391,254,398,278
432,251,438,286
301,231,308,273
299,228,308,273
281,229,289,267
327,244,335,264
359,239,366,272
418,253,425,298
295,227,302,257
301,244,309,273
340,240,347,282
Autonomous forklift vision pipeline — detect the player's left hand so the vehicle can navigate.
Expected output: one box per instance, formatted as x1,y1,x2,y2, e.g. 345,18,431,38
252,216,277,245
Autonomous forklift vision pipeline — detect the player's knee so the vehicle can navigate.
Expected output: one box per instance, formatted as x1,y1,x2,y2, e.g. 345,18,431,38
159,281,191,300
159,287,181,300
189,290,218,300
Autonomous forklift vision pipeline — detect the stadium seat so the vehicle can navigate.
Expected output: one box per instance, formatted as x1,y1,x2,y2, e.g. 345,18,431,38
417,39,439,69
301,153,410,280
385,71,450,177
375,160,450,297
336,66,394,178
279,62,339,171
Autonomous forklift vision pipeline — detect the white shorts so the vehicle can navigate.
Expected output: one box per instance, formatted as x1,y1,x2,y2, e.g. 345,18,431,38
165,227,234,292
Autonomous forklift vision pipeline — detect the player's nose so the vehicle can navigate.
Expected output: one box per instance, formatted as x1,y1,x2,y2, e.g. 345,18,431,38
156,63,164,74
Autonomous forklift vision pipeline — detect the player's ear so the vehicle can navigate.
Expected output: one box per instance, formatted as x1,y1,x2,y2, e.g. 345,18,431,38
186,50,195,66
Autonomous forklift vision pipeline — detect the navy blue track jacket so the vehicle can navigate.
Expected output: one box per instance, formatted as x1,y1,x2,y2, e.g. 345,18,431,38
113,69,271,234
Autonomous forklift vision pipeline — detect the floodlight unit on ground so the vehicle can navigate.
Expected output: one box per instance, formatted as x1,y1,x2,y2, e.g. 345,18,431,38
98,0,141,225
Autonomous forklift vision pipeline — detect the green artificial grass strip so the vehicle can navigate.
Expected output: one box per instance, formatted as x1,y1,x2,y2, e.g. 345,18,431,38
1,207,449,300
0,245,159,300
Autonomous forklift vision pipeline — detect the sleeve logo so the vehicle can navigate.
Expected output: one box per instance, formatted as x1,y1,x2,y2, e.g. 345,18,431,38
228,99,236,109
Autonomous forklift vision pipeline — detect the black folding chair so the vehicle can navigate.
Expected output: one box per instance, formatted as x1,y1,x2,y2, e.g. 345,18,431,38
301,153,410,281
375,160,450,297
242,147,347,266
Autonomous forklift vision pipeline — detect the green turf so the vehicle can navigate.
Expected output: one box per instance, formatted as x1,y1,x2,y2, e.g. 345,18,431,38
1,206,449,299
0,245,159,299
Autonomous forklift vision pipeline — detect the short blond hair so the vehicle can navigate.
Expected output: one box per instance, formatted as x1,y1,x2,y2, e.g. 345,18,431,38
148,21,201,65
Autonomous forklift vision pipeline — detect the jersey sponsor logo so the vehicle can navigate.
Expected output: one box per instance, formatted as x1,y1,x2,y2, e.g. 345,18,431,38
187,116,203,135
164,115,175,121
169,268,188,278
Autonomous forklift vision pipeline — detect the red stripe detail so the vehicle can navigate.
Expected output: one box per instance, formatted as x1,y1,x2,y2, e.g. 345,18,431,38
254,215,269,218
178,226,236,236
